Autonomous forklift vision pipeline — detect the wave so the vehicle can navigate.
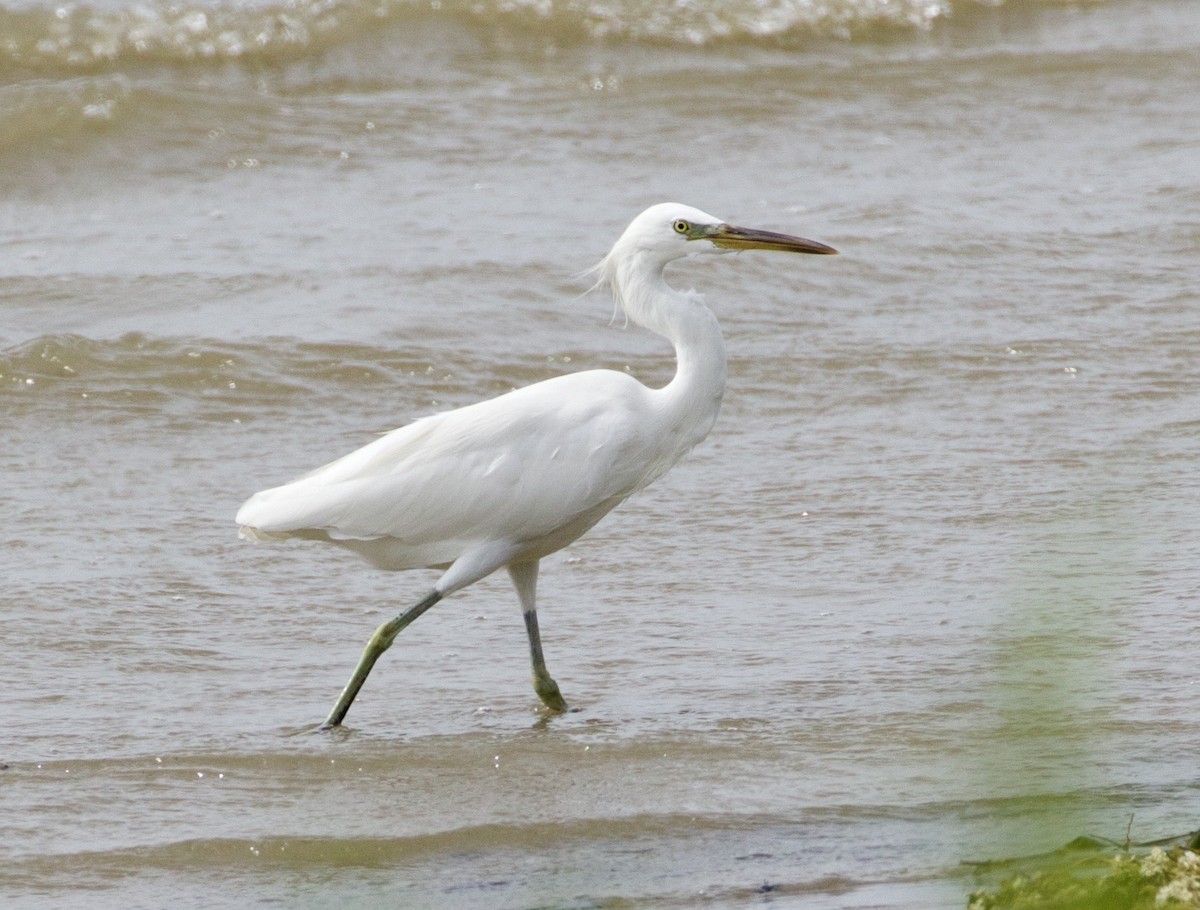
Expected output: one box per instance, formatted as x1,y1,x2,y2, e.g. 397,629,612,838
0,0,1106,71
0,332,467,419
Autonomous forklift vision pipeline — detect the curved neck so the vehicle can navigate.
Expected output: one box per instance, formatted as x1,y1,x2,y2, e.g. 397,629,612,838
613,253,728,446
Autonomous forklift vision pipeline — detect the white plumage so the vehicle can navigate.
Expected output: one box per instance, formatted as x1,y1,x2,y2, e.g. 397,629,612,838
239,369,671,573
236,202,835,727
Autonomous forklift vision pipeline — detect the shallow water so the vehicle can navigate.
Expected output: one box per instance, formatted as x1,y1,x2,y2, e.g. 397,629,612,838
2,0,1199,906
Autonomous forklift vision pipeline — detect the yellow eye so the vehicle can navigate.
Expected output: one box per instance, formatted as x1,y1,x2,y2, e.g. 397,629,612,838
673,220,690,235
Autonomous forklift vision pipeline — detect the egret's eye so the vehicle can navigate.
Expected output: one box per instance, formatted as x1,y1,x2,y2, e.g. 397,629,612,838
673,220,690,235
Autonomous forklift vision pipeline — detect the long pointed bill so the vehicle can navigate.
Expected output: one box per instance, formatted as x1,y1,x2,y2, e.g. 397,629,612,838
709,223,838,255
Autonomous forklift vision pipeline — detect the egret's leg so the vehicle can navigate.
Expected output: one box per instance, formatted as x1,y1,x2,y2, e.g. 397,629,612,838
524,607,568,712
508,561,568,713
319,589,441,730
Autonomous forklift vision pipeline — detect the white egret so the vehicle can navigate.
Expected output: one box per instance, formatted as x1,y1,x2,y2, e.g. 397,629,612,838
236,203,836,728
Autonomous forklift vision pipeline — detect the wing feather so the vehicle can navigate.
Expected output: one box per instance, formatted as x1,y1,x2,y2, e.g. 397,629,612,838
236,369,659,566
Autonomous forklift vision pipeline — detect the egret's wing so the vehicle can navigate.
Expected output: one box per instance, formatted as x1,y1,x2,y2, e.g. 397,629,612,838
236,370,656,558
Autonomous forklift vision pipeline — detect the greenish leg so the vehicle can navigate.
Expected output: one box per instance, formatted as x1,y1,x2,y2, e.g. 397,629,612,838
508,560,568,713
319,589,441,730
523,601,568,713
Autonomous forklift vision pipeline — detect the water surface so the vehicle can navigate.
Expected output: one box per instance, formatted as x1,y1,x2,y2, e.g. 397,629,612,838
2,0,1198,906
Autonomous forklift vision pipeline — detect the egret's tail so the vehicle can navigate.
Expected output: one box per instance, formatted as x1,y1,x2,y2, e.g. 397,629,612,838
237,525,289,542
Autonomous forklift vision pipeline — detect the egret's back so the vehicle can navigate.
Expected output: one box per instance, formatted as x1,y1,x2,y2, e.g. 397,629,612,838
236,368,677,570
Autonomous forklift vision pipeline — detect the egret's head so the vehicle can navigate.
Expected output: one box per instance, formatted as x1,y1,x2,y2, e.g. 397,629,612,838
601,202,837,272
587,203,835,307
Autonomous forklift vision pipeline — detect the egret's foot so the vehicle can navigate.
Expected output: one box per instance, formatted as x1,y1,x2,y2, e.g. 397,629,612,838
315,715,354,734
534,677,568,713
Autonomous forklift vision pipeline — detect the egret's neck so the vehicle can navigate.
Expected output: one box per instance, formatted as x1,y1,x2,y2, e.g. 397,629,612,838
612,253,728,446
